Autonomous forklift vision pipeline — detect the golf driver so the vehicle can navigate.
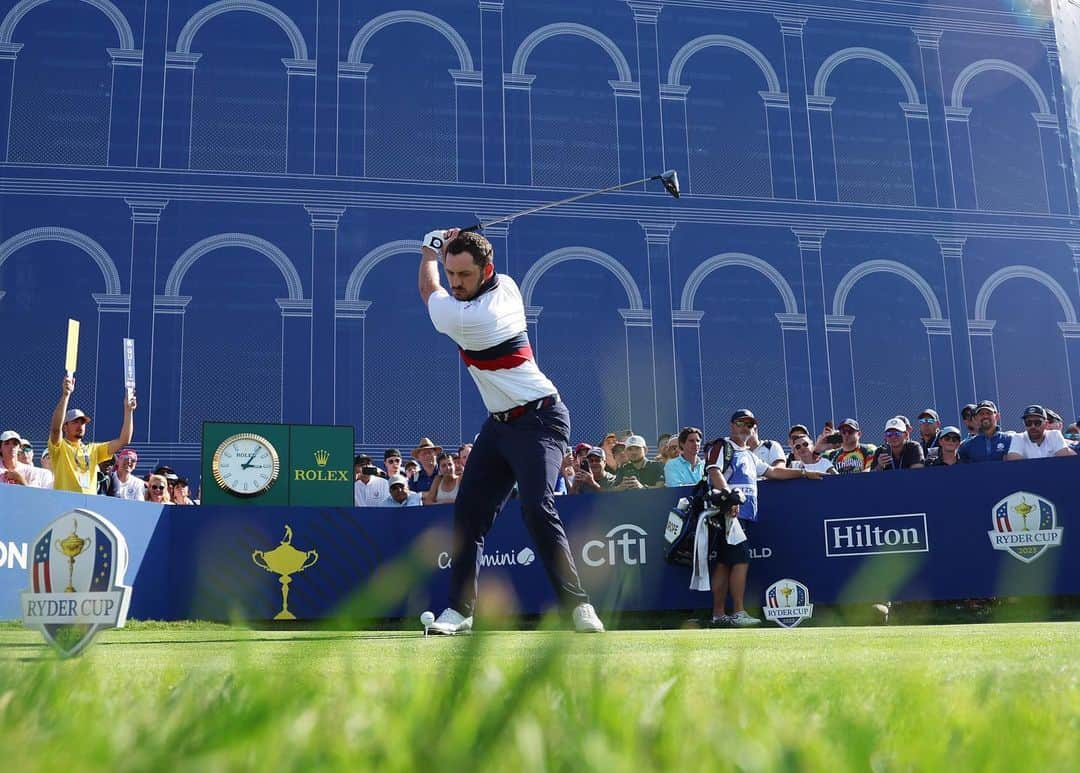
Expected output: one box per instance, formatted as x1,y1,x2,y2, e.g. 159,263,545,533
461,169,680,233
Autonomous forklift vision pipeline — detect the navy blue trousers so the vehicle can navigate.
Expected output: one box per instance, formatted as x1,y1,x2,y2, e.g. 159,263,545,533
448,400,590,616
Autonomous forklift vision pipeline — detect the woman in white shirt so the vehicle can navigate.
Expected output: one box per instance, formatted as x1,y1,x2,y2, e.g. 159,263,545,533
787,434,836,474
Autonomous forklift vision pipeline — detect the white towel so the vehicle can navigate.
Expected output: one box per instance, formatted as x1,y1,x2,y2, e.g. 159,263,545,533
689,508,748,591
689,508,713,590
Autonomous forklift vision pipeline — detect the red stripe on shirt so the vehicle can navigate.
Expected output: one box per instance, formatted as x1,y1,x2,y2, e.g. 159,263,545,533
459,344,534,371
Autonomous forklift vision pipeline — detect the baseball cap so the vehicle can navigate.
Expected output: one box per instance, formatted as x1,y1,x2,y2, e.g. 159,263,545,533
63,409,91,424
384,448,403,460
1046,408,1063,424
388,474,409,488
0,430,20,443
1021,404,1047,420
975,400,997,414
961,403,978,419
884,417,907,433
573,442,592,455
918,408,939,421
624,434,647,449
116,448,138,461
940,426,962,440
586,446,606,459
838,418,860,431
788,424,809,436
730,409,756,425
354,454,373,466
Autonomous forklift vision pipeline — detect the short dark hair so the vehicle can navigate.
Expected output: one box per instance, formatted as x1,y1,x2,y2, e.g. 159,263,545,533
445,231,494,268
678,426,702,446
657,432,672,446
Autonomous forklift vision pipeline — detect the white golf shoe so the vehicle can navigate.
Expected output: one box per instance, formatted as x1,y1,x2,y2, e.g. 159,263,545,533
729,610,762,627
428,608,473,636
572,603,605,633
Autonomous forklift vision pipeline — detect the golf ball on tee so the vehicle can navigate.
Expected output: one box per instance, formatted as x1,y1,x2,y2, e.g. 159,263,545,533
420,611,435,626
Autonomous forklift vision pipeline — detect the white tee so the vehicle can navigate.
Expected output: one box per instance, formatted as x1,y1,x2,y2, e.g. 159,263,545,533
1008,429,1069,459
752,440,786,468
354,476,391,507
427,274,557,412
789,457,835,473
111,472,146,500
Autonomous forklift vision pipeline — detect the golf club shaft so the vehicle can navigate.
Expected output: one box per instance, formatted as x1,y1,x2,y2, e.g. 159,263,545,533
462,173,665,233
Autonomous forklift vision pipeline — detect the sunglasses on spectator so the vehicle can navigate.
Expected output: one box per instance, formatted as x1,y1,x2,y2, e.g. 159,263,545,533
918,418,937,424
793,441,810,449
734,420,756,428
149,485,165,491
840,427,857,434
884,430,903,438
1024,419,1044,427
1065,433,1080,440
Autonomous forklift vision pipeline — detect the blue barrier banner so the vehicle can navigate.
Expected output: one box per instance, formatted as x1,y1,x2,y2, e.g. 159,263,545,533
1,457,1076,621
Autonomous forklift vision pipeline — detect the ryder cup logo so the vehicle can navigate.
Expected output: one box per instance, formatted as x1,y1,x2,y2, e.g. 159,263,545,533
763,579,814,628
988,492,1062,564
21,508,131,657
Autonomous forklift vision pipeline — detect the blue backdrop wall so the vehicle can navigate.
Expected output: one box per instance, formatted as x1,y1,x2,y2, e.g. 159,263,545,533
1,0,1079,481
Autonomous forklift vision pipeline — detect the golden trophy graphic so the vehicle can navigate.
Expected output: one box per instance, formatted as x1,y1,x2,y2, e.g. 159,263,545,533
252,525,318,620
1014,497,1034,532
781,584,794,607
55,518,91,593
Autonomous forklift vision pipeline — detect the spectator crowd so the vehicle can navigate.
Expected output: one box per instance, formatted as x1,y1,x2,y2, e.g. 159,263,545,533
3,377,1076,508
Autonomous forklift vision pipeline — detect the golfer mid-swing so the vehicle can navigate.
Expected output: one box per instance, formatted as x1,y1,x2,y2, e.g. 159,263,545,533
418,227,604,635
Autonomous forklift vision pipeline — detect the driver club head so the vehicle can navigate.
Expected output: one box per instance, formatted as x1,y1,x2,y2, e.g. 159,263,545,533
660,169,680,199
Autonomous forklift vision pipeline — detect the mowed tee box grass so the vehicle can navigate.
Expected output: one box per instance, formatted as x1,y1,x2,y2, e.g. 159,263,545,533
201,422,354,506
1,621,1078,771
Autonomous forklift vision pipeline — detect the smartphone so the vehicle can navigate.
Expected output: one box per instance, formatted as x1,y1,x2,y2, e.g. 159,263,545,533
826,432,842,444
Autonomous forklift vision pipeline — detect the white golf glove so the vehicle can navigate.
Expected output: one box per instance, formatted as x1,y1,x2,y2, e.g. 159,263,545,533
422,229,448,254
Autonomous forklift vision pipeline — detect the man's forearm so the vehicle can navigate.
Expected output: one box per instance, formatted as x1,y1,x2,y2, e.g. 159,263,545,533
49,394,69,443
418,252,442,303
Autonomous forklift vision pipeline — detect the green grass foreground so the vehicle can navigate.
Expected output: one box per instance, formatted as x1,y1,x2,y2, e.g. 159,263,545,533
1,621,1078,771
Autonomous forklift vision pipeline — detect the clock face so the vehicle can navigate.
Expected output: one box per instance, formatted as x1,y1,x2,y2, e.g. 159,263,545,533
211,433,280,497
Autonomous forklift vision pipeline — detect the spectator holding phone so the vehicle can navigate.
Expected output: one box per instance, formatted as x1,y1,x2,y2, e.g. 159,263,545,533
870,418,925,470
614,435,665,489
821,418,876,474
569,447,616,493
787,433,836,473
354,454,390,506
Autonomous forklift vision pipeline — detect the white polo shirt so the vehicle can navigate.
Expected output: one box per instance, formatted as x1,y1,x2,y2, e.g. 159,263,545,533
428,274,557,413
354,476,390,507
1008,429,1069,459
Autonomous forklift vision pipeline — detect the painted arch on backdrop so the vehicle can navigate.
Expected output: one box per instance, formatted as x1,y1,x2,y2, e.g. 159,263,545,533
344,240,420,301
0,0,135,48
680,252,799,314
164,233,304,299
511,22,632,82
666,34,782,93
973,265,1077,323
175,0,309,59
951,59,1051,113
832,260,944,319
813,47,921,104
520,247,644,310
0,227,122,295
347,10,474,71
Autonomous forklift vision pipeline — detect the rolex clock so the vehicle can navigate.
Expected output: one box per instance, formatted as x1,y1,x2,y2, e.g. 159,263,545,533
211,432,281,497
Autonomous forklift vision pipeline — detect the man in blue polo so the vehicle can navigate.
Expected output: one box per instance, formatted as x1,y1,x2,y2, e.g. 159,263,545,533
418,227,603,635
958,400,1012,463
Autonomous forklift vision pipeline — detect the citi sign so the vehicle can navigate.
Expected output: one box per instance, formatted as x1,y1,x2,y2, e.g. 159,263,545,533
582,524,647,567
823,514,930,557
